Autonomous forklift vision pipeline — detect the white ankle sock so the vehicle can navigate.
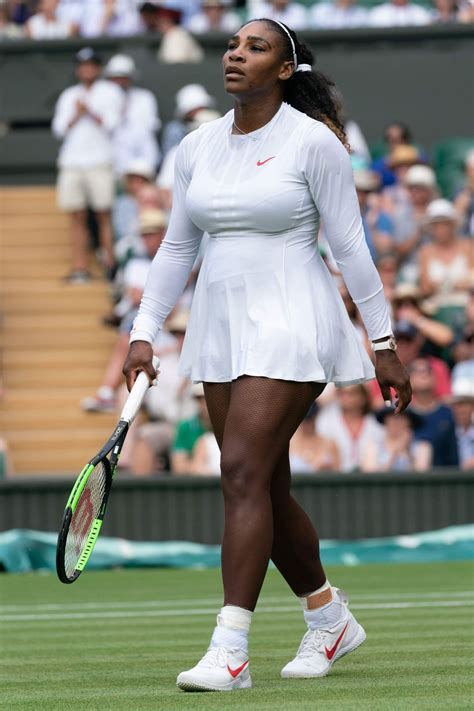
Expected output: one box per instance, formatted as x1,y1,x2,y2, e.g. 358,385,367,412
304,596,345,630
210,605,252,653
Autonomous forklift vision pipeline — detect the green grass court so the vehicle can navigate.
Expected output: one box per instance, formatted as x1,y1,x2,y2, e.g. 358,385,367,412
1,561,473,710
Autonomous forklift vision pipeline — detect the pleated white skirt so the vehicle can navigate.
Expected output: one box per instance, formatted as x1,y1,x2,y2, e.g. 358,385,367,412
178,232,375,385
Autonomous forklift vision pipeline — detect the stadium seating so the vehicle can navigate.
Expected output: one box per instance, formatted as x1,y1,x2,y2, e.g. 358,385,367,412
0,187,118,475
431,137,474,198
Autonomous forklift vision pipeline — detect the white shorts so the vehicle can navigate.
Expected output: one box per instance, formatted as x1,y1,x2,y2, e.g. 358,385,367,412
57,165,114,212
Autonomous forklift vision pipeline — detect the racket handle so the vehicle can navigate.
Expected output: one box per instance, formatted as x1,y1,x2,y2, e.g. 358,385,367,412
120,355,160,424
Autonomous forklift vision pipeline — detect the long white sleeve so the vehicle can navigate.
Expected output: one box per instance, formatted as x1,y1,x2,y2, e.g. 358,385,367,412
130,136,203,344
302,125,392,341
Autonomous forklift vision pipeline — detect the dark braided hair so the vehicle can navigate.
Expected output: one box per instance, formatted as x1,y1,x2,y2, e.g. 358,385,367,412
248,19,350,152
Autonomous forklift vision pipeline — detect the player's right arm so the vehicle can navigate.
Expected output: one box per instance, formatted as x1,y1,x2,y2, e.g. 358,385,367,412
123,134,203,389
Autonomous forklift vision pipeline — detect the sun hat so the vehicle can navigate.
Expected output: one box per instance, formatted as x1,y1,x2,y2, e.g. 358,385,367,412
139,209,168,234
425,199,458,223
165,309,189,334
175,84,215,118
404,165,436,189
75,47,102,65
388,145,420,168
123,159,155,181
449,378,474,403
104,54,136,78
353,169,380,192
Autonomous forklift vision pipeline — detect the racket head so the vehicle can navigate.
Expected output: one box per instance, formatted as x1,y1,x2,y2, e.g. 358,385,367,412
56,457,113,584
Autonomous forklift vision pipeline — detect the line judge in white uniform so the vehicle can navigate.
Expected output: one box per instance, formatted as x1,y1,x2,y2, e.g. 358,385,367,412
123,19,412,692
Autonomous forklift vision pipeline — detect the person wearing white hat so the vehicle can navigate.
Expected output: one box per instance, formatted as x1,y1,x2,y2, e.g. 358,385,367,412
104,53,162,177
419,198,473,310
389,163,438,284
52,47,124,283
161,83,216,156
448,378,474,470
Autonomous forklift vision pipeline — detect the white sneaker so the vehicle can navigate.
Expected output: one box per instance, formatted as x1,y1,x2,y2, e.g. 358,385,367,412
176,646,251,692
281,589,366,679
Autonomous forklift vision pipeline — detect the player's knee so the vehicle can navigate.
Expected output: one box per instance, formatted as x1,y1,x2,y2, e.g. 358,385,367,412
220,452,262,501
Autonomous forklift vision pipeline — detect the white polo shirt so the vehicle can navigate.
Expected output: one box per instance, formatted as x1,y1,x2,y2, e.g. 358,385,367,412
369,2,432,26
113,87,162,176
52,80,124,168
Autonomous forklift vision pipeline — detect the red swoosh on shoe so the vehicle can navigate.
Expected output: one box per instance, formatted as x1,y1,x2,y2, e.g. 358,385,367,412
325,622,349,661
227,660,249,678
256,156,275,166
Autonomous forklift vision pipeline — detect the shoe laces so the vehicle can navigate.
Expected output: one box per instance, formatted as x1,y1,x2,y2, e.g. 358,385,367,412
198,646,228,669
297,629,326,658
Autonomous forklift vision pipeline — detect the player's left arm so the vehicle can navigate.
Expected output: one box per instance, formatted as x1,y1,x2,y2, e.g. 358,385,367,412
303,124,411,413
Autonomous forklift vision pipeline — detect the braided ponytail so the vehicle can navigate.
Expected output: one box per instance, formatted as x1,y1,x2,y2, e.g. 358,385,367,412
257,20,350,152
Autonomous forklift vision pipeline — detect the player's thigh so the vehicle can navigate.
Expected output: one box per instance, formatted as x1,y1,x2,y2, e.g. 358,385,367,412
220,376,325,481
57,167,87,212
203,381,232,448
85,164,114,212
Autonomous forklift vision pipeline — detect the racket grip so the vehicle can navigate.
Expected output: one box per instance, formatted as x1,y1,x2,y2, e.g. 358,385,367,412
120,355,160,424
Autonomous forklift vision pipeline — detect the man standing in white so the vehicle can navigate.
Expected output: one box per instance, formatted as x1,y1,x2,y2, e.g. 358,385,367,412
369,0,432,26
103,54,162,178
52,47,123,283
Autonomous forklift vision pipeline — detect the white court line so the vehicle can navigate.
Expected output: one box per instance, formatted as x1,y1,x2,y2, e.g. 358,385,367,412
1,590,472,613
1,600,473,623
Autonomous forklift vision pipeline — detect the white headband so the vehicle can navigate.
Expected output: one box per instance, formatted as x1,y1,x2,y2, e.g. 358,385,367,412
272,21,312,73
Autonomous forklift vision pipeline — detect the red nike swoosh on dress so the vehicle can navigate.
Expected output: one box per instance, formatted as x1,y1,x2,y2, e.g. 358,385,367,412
227,660,249,678
256,157,275,166
325,622,349,660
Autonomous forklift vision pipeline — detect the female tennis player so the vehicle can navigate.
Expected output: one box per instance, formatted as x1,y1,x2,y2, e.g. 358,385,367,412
123,19,411,692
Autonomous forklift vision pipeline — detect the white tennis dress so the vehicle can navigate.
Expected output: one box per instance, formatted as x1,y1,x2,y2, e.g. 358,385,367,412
131,103,392,385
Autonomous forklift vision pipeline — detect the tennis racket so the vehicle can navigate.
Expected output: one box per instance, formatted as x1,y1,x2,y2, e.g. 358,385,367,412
56,356,160,584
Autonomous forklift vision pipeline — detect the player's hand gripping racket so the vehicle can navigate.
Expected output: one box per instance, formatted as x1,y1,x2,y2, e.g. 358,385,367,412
56,356,160,584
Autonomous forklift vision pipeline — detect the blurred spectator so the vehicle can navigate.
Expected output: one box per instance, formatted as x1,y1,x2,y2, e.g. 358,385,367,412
170,383,213,474
56,0,83,32
161,83,215,155
191,430,221,475
453,148,474,237
104,53,161,176
156,5,204,63
450,288,474,381
390,164,438,283
380,145,421,217
52,47,123,283
0,437,14,478
4,0,31,26
458,0,474,21
309,0,369,28
361,407,432,471
139,0,161,31
432,0,459,22
376,249,400,303
113,158,156,246
393,319,452,397
316,385,384,472
391,283,454,349
249,0,307,29
449,378,474,470
290,403,340,473
79,0,142,37
408,357,459,466
346,120,371,163
81,208,168,412
187,0,240,32
354,169,394,260
0,0,24,37
369,0,432,26
157,107,221,210
372,122,421,188
26,0,74,38
418,199,473,318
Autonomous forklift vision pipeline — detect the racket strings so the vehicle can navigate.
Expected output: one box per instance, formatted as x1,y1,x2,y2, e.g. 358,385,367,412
64,462,107,578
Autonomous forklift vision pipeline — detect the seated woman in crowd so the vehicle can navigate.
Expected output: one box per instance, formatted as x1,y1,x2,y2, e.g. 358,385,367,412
289,403,340,474
418,199,473,327
361,407,432,472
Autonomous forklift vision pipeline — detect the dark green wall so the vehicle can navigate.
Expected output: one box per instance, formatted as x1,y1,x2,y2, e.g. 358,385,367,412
0,25,473,183
1,471,472,543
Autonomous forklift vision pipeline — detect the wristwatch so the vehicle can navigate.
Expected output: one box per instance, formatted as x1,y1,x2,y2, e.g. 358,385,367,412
371,335,397,352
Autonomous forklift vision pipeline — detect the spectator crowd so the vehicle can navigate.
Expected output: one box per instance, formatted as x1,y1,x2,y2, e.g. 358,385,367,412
0,0,473,42
45,42,474,478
